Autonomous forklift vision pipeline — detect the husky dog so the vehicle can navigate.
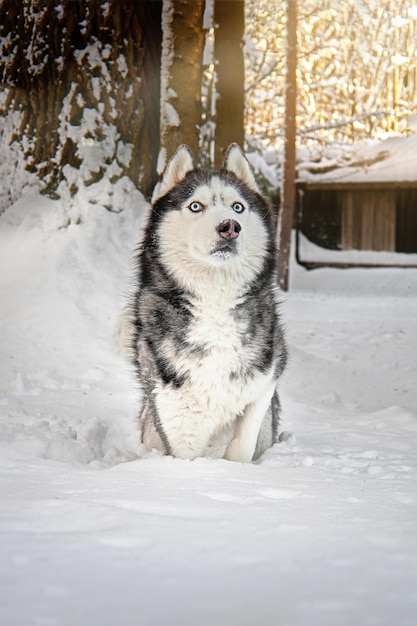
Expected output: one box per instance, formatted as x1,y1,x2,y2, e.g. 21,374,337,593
126,144,287,462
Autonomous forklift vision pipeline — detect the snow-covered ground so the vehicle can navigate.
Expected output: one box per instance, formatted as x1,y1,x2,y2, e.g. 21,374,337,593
1,180,417,626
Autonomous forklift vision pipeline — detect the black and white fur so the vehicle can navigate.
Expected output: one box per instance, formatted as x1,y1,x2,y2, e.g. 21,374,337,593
126,144,287,462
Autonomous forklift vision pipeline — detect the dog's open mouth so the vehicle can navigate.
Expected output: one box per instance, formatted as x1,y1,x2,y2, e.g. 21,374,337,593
211,241,237,259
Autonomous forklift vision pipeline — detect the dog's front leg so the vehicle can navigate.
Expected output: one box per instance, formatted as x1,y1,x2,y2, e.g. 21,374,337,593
153,388,213,460
224,381,277,463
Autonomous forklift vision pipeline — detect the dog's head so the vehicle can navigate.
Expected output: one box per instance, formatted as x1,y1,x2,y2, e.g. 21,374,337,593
149,144,274,291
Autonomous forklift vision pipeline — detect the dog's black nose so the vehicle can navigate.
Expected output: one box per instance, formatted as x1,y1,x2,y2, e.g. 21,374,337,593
216,219,241,240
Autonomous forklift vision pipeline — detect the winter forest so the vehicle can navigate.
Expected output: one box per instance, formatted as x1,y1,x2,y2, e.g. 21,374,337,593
1,0,417,202
1,1,417,625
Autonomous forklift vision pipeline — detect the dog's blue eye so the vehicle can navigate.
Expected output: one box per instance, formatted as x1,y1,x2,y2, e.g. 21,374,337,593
189,201,203,213
232,202,245,213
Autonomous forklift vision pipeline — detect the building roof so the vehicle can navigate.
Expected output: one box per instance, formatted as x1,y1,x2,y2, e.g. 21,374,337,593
299,134,417,188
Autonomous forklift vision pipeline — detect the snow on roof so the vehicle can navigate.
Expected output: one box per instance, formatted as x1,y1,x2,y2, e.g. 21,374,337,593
299,133,417,185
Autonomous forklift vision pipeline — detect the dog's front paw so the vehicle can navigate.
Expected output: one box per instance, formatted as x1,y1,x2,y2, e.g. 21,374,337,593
224,439,252,463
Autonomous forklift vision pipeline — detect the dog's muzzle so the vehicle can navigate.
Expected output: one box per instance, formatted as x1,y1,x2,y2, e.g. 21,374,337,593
211,219,241,259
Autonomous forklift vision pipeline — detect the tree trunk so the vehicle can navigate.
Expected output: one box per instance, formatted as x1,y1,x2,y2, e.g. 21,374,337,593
159,0,205,165
0,0,162,198
213,0,245,167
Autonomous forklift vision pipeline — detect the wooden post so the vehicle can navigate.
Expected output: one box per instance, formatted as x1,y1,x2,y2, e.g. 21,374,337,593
277,0,297,291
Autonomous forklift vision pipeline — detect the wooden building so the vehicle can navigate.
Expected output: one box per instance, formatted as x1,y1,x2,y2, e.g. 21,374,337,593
296,135,417,267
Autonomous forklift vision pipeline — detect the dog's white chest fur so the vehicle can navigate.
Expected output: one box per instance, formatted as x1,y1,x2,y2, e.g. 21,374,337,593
185,298,262,412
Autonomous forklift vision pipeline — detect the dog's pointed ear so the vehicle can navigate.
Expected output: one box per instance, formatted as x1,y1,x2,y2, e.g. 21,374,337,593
222,143,260,193
152,145,196,203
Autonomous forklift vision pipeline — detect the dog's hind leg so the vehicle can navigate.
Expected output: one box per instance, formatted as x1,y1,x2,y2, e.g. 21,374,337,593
270,388,281,443
253,389,281,461
140,400,170,455
224,380,277,463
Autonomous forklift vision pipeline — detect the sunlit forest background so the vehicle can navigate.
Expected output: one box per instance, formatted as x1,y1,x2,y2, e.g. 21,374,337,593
1,0,416,204
245,0,417,148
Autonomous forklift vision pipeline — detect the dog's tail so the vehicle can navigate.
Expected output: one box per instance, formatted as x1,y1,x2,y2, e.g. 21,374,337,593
113,307,137,362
